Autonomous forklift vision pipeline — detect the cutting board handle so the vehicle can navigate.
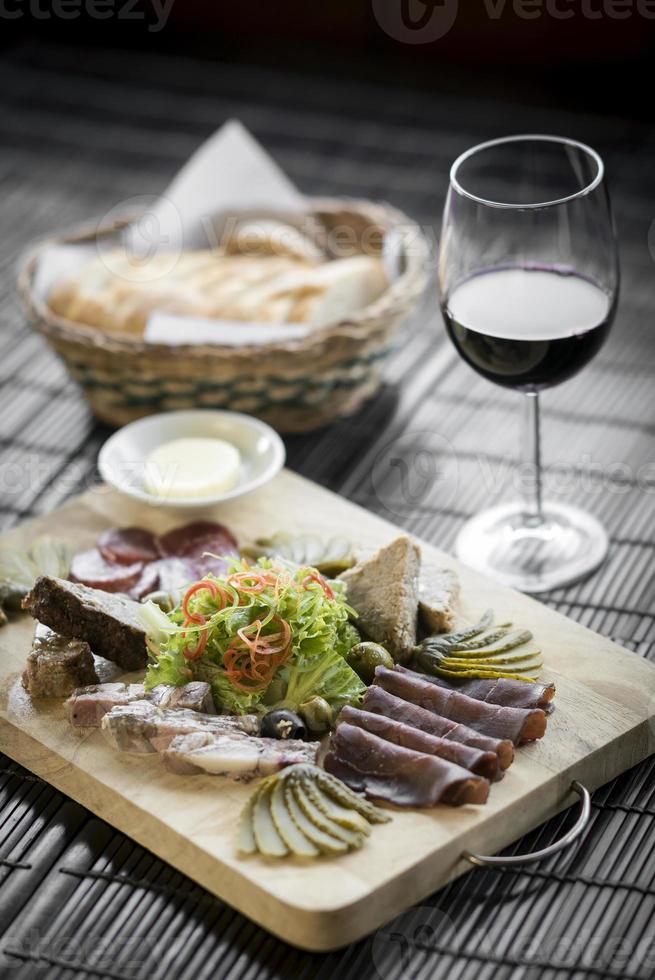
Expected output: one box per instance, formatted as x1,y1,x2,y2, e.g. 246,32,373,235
464,780,591,867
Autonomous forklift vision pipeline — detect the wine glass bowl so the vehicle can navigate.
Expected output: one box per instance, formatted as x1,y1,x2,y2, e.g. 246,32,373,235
438,135,619,593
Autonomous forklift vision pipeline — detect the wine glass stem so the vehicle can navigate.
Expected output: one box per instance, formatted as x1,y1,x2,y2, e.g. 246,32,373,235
522,391,544,527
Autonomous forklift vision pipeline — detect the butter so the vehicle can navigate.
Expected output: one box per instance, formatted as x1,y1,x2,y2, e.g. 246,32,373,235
144,437,241,500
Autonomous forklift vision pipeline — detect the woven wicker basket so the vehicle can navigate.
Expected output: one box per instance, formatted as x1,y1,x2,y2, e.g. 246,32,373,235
18,198,428,433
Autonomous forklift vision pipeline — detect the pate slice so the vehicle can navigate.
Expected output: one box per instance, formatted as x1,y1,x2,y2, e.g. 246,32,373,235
339,536,420,661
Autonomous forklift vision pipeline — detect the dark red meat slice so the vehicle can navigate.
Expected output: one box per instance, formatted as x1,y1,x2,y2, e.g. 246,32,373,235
157,522,238,578
375,666,547,745
324,724,489,807
404,668,556,712
128,557,196,600
362,685,514,769
339,705,500,782
70,549,143,593
98,527,159,565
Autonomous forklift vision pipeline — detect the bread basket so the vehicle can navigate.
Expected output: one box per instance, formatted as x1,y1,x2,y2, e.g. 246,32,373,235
18,198,429,434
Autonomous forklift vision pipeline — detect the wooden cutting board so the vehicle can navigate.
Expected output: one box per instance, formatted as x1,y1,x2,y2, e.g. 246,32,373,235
1,470,654,951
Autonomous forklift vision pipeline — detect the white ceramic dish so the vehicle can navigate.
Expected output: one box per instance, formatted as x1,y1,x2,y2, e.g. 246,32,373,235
98,410,286,510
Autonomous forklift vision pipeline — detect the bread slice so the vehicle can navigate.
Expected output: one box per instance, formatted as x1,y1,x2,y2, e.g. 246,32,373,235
47,248,388,337
418,563,460,635
339,536,420,661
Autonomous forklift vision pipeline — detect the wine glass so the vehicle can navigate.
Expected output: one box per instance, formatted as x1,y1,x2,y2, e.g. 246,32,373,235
438,135,619,593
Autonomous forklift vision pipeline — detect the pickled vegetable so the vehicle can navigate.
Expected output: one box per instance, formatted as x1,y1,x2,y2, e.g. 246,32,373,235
347,642,395,684
413,612,542,683
236,763,389,859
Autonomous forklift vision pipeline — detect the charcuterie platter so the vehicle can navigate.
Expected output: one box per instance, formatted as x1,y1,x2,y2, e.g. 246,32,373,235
1,469,654,951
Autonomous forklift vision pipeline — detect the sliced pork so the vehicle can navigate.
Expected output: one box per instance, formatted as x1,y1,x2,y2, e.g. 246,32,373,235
362,685,514,769
100,701,259,754
402,668,556,712
164,730,318,780
66,680,215,727
339,705,500,782
375,666,547,745
150,681,216,713
22,624,99,698
324,723,489,807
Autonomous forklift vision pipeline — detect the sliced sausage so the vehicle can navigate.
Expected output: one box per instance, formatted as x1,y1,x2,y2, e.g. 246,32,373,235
70,549,144,593
98,527,159,565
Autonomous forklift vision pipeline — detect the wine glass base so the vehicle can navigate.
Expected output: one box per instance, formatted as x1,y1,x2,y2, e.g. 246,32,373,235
455,501,608,594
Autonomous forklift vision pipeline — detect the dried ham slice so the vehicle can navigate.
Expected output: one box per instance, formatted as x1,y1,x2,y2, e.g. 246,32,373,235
324,723,489,807
362,685,514,769
98,527,159,565
405,668,556,712
375,666,547,745
339,705,500,782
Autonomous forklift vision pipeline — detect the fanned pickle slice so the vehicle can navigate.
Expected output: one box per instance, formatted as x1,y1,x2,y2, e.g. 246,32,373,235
270,779,319,858
435,665,543,682
302,778,371,835
252,779,289,858
283,784,349,855
314,769,390,824
237,794,258,855
291,780,364,849
442,630,533,658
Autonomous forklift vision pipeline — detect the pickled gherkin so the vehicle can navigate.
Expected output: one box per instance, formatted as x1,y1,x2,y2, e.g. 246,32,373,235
236,763,389,859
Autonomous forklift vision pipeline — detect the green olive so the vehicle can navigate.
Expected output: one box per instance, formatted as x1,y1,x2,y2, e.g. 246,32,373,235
299,696,333,734
346,642,394,684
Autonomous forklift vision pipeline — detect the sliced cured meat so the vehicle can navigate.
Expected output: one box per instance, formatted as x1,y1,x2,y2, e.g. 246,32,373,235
100,701,259,754
70,548,143,594
66,682,145,727
375,666,547,745
98,527,158,565
163,730,318,779
339,705,500,782
150,681,216,714
404,668,556,711
157,521,238,560
66,680,216,727
324,724,489,807
128,562,161,600
362,685,514,769
127,557,195,601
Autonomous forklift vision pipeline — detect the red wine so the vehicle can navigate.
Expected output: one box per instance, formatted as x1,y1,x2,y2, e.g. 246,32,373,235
442,268,613,391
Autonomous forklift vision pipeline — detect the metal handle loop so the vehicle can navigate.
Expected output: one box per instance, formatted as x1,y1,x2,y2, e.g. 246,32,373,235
464,780,591,868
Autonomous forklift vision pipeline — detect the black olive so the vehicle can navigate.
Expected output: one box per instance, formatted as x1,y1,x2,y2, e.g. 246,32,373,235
260,709,307,741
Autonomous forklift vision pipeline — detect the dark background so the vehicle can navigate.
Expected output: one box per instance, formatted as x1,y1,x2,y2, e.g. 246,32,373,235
4,0,655,121
1,5,655,980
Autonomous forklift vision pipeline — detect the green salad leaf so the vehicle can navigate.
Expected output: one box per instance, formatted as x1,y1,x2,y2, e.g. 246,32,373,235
141,556,364,715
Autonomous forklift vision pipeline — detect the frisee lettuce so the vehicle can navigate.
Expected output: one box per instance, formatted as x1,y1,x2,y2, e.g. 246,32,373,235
140,556,364,714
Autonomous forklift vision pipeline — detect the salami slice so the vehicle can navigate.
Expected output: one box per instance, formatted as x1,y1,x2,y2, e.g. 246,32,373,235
129,557,197,601
98,527,159,565
157,522,238,578
70,549,144,593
